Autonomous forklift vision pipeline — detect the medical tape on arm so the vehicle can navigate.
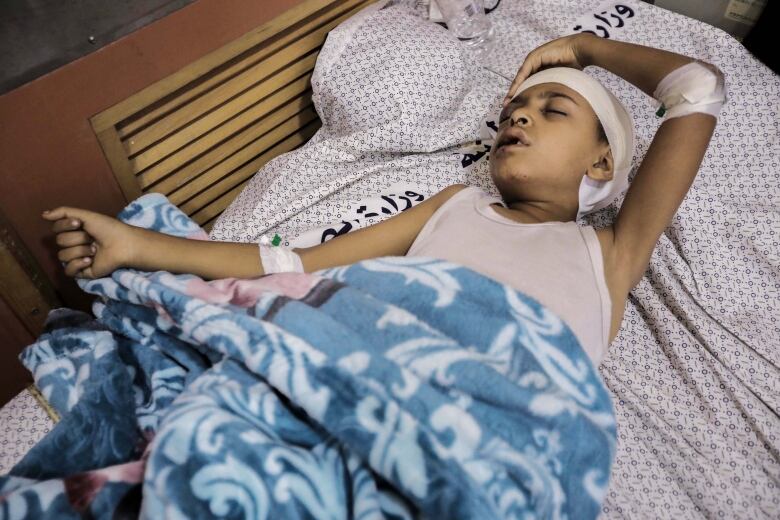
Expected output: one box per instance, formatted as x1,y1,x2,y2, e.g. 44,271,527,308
258,234,304,273
653,60,728,120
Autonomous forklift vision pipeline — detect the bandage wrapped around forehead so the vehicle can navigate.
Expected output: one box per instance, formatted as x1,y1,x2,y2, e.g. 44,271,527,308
510,67,636,220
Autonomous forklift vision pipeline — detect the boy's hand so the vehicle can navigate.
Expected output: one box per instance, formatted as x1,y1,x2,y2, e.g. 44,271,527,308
42,207,140,279
502,33,596,107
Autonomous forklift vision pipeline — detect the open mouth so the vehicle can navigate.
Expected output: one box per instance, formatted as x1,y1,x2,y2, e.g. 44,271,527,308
495,129,531,150
496,137,526,149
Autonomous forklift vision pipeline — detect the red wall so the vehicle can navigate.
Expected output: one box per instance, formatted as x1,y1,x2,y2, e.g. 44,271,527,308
0,0,306,402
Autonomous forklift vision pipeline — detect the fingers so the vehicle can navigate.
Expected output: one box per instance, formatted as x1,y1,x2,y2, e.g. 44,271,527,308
55,230,92,248
41,206,90,222
57,244,95,263
75,265,95,280
51,217,83,233
512,60,533,94
502,55,536,107
44,208,88,240
43,206,101,279
64,256,93,277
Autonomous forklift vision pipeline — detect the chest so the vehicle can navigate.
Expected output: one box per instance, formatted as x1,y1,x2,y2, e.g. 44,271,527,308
417,214,604,295
414,210,613,353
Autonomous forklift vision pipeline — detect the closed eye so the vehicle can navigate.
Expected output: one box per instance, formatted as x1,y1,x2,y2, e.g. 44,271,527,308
498,107,567,124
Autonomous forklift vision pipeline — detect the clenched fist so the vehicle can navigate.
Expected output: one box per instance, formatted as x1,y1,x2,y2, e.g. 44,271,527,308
42,207,141,279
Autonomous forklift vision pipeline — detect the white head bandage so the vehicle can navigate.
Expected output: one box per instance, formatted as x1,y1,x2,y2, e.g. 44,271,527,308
511,67,636,220
258,234,304,273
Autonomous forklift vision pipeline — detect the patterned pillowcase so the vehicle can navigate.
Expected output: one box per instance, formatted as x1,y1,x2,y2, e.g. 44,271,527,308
311,1,481,149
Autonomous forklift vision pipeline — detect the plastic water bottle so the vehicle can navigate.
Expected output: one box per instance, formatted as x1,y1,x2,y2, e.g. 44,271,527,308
435,0,494,53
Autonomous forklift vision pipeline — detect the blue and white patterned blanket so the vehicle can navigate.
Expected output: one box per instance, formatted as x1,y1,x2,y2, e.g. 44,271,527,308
0,194,616,519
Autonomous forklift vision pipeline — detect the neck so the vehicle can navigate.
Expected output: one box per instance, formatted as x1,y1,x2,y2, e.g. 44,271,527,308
501,199,577,223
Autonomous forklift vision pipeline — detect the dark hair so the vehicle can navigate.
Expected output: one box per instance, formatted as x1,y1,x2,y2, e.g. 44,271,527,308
596,119,608,144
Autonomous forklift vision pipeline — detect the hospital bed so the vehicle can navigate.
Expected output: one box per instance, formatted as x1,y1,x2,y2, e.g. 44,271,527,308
2,0,778,517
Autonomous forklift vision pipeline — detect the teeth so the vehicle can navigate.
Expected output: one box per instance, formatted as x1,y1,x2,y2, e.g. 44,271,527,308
498,136,522,148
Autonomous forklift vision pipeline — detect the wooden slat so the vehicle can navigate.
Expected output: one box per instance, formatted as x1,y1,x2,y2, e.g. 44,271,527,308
117,0,369,138
90,0,377,219
203,220,216,233
123,0,366,157
124,46,312,158
170,103,321,208
178,112,321,215
95,127,143,201
28,385,60,423
136,71,316,188
90,0,346,132
190,114,321,225
131,53,318,175
149,89,315,198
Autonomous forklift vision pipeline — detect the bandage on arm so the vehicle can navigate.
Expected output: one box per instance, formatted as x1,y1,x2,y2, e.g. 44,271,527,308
653,60,728,120
258,234,304,273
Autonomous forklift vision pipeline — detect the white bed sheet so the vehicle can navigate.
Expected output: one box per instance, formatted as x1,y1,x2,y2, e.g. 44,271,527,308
0,389,54,474
211,1,780,518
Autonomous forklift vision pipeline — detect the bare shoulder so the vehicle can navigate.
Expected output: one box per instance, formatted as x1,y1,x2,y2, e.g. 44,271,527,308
437,183,470,200
409,183,470,219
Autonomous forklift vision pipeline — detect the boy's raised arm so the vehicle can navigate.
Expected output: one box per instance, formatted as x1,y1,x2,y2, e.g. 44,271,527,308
579,36,722,288
610,113,717,288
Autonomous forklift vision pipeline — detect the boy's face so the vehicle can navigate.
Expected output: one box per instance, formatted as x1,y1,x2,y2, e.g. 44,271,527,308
490,82,611,208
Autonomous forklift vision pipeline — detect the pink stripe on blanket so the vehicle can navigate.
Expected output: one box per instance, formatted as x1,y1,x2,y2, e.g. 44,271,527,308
185,272,322,307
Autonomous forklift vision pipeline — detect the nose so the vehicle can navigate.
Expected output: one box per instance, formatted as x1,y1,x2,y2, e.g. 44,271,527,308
510,114,528,126
509,106,531,127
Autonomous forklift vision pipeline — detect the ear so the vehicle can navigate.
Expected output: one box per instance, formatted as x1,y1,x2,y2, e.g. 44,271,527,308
585,146,614,182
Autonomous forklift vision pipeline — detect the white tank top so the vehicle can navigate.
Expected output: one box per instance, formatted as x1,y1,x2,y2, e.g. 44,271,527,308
407,186,612,365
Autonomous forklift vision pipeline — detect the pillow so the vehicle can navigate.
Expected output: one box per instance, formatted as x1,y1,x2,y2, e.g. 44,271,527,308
209,1,503,244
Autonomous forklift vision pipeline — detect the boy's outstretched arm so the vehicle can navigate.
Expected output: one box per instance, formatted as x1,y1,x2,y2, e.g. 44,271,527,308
43,184,467,280
579,35,723,288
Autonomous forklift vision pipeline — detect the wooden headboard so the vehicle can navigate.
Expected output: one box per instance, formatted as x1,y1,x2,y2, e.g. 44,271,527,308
90,0,377,232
